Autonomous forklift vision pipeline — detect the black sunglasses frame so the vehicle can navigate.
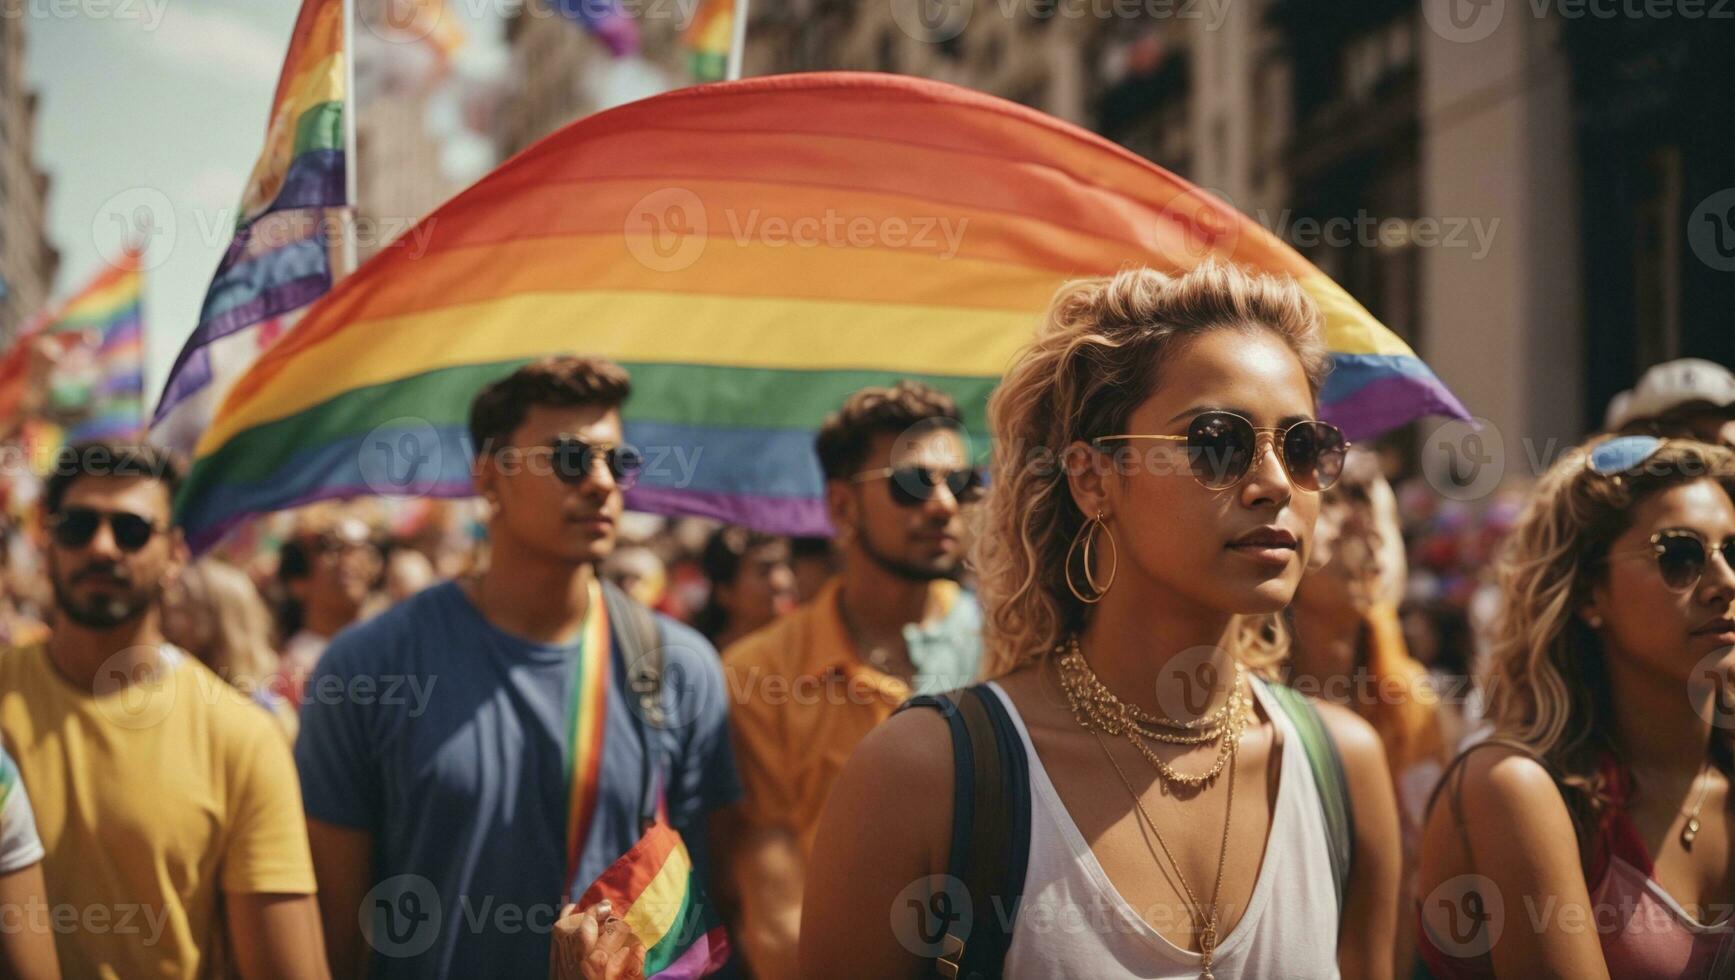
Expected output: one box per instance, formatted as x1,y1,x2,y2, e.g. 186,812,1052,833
49,507,165,553
850,465,986,507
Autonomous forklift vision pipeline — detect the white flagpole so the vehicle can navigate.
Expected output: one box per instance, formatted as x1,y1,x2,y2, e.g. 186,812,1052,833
725,0,749,81
340,0,360,277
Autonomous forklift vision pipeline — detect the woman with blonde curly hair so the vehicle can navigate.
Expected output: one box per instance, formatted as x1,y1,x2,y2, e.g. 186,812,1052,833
800,263,1402,979
1417,436,1735,977
162,557,298,740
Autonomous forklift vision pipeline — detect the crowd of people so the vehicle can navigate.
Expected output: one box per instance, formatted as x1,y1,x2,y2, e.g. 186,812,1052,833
0,263,1730,979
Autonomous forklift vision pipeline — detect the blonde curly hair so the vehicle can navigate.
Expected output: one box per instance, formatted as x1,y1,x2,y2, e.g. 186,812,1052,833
1483,437,1735,839
972,262,1329,678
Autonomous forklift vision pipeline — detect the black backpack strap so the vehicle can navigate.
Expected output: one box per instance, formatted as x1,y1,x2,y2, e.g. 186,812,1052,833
896,685,1031,979
1264,682,1355,918
600,578,664,832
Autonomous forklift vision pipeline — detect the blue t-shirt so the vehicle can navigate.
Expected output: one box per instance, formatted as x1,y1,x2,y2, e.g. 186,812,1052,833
296,581,742,979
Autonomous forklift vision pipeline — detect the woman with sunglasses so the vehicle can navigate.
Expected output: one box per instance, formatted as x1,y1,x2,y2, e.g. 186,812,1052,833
800,263,1402,979
1416,436,1735,978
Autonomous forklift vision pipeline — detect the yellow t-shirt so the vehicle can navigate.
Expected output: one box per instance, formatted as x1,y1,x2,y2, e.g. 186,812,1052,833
0,643,315,979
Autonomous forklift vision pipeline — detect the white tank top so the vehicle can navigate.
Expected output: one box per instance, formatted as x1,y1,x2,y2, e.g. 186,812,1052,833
989,677,1342,979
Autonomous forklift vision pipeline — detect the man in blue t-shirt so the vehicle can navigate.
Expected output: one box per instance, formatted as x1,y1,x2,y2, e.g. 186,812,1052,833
297,356,742,979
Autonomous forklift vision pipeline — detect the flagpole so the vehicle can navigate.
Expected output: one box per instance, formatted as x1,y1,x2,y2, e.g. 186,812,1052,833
725,0,749,81
341,0,360,277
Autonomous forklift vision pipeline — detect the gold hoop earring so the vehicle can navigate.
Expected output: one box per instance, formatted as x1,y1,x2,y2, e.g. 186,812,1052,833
1065,511,1118,604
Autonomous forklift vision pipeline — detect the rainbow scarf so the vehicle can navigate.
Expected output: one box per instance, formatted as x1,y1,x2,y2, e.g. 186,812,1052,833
46,255,146,441
577,820,730,978
150,0,348,455
173,72,1468,551
565,580,611,889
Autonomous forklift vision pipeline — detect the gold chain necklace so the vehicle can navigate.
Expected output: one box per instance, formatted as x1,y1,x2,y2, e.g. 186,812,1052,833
1057,638,1246,788
1095,724,1239,980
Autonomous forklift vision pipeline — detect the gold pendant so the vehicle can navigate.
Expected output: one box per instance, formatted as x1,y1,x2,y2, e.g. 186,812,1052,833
1682,816,1701,848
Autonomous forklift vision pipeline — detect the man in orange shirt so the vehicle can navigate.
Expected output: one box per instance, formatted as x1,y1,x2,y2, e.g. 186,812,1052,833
722,382,985,979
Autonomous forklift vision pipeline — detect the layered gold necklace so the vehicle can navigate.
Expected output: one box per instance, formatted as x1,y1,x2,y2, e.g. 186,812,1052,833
1055,636,1246,980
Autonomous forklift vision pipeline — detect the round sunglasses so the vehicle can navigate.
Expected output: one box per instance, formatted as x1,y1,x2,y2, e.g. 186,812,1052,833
49,507,167,553
1093,411,1350,492
1607,528,1735,592
850,465,985,507
513,437,644,489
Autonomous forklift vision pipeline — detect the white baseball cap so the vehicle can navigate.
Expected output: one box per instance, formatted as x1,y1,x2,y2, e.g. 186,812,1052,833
1605,358,1735,431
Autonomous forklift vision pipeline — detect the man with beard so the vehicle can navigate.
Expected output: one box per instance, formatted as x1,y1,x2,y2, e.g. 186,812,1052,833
0,443,323,978
720,381,985,980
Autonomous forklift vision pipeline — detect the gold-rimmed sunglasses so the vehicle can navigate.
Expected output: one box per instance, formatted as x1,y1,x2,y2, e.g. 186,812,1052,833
1093,410,1350,492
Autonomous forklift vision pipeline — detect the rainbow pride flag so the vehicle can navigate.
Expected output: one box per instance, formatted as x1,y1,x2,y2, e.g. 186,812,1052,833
576,820,729,978
682,0,733,82
174,72,1468,551
550,0,639,57
150,0,348,455
42,256,146,441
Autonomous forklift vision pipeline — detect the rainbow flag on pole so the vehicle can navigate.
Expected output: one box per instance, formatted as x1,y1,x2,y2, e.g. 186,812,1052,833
150,0,349,456
682,0,733,82
173,72,1468,551
576,820,730,978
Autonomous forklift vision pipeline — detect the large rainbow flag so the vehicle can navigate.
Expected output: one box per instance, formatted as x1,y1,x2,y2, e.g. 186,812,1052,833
576,820,729,978
149,0,348,455
174,72,1469,551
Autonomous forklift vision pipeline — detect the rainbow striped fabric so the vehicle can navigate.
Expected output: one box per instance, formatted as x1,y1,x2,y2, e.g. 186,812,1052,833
565,579,611,890
682,0,733,82
550,0,640,57
150,0,347,455
174,72,1468,551
49,256,146,442
576,820,730,978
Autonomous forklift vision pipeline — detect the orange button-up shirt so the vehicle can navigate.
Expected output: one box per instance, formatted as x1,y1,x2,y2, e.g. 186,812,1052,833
721,575,969,857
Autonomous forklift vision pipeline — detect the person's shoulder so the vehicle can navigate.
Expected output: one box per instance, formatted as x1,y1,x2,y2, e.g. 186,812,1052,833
320,580,463,673
173,653,293,748
1449,739,1564,817
719,599,817,677
652,612,720,671
1309,696,1388,771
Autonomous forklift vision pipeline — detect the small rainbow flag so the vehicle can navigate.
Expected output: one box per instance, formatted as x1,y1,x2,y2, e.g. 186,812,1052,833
150,0,348,455
682,0,733,82
577,820,730,978
43,255,146,441
173,72,1468,551
550,0,639,57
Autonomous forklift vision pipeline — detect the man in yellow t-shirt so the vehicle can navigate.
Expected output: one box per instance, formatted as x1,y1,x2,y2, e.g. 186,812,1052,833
0,444,322,979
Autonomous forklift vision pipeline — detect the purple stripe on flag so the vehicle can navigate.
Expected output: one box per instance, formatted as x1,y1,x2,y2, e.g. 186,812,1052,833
624,484,830,538
1322,373,1468,443
197,242,330,342
651,927,730,980
250,148,346,225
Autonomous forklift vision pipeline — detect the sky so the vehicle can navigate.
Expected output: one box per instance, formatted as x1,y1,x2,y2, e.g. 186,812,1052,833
22,0,508,402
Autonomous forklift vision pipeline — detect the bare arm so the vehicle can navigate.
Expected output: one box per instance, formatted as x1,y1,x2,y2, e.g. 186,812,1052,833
1317,701,1402,980
1431,748,1610,979
0,863,59,980
798,710,953,980
306,819,373,980
227,892,329,980
720,816,806,980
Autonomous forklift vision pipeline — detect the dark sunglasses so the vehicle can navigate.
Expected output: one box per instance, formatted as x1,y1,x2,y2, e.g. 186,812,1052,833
850,465,985,507
1094,411,1349,492
530,437,644,488
49,508,165,552
1609,528,1735,592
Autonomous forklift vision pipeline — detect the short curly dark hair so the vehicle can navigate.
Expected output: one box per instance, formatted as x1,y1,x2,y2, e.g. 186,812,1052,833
813,381,964,480
43,443,181,516
469,356,632,457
